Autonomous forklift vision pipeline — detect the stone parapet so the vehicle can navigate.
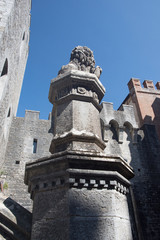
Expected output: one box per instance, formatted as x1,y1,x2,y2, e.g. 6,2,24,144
101,102,137,128
25,110,40,121
100,102,138,144
128,78,160,94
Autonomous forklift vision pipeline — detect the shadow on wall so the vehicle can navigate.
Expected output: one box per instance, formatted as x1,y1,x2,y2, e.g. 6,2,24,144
0,197,32,240
128,115,160,240
31,187,103,240
69,188,113,240
152,97,160,141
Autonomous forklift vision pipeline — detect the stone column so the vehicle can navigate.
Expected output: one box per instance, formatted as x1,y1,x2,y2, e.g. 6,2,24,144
25,46,134,240
48,70,106,153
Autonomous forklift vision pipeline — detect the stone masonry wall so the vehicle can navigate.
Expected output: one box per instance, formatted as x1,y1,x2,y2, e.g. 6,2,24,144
129,124,160,240
100,102,140,238
100,102,139,165
2,110,52,211
100,101,160,239
120,79,160,238
0,0,14,39
0,0,31,166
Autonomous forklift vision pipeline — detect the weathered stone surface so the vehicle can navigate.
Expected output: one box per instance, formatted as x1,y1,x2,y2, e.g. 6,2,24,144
25,151,134,240
0,0,31,166
49,70,105,154
2,110,52,212
70,189,132,240
58,46,102,79
100,102,138,164
2,4,160,237
24,48,135,239
31,188,69,240
0,1,32,238
0,193,31,240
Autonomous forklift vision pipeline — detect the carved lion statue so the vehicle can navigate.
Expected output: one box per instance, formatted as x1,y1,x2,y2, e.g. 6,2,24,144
58,46,102,79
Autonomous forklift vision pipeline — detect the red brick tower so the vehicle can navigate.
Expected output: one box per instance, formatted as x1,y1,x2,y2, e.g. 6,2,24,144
124,78,160,140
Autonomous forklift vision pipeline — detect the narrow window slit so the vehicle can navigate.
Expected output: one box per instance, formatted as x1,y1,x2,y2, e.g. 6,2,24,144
22,32,25,40
33,139,37,153
7,108,11,117
1,59,8,76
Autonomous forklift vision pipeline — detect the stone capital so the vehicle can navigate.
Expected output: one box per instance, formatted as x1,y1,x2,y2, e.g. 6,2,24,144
48,70,105,105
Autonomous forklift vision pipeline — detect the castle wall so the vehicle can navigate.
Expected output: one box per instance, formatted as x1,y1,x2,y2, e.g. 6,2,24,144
0,0,31,166
120,78,160,238
133,124,160,240
101,95,160,239
0,1,159,237
100,102,139,166
2,110,52,211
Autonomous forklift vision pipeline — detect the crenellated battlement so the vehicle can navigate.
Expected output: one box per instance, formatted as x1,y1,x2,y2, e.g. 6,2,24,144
128,78,160,95
100,102,138,129
100,102,138,164
100,102,138,147
126,77,160,139
25,110,40,121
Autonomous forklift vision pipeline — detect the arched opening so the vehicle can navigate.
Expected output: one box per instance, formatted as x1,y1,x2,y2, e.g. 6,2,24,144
124,121,133,141
109,119,119,141
1,59,8,76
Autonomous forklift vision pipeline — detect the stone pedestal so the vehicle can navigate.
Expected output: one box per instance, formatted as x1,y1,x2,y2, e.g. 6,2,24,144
48,70,106,153
25,50,134,239
25,151,134,240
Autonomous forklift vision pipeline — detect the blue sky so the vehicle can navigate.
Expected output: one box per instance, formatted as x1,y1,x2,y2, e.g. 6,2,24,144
17,0,160,119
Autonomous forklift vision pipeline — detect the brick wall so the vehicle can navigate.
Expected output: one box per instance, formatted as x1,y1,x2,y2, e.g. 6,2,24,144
127,78,160,140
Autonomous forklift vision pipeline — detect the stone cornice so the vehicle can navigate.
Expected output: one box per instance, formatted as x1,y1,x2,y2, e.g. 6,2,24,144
49,70,105,104
25,151,134,187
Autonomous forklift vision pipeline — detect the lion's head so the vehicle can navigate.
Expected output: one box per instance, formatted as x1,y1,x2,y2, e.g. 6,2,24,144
70,46,96,73
58,46,102,78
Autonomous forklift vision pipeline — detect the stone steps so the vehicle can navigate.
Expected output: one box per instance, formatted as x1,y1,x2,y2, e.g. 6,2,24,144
0,212,29,240
0,194,31,240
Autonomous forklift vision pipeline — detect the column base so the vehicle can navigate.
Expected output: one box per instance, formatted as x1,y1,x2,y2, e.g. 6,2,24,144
25,151,134,240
